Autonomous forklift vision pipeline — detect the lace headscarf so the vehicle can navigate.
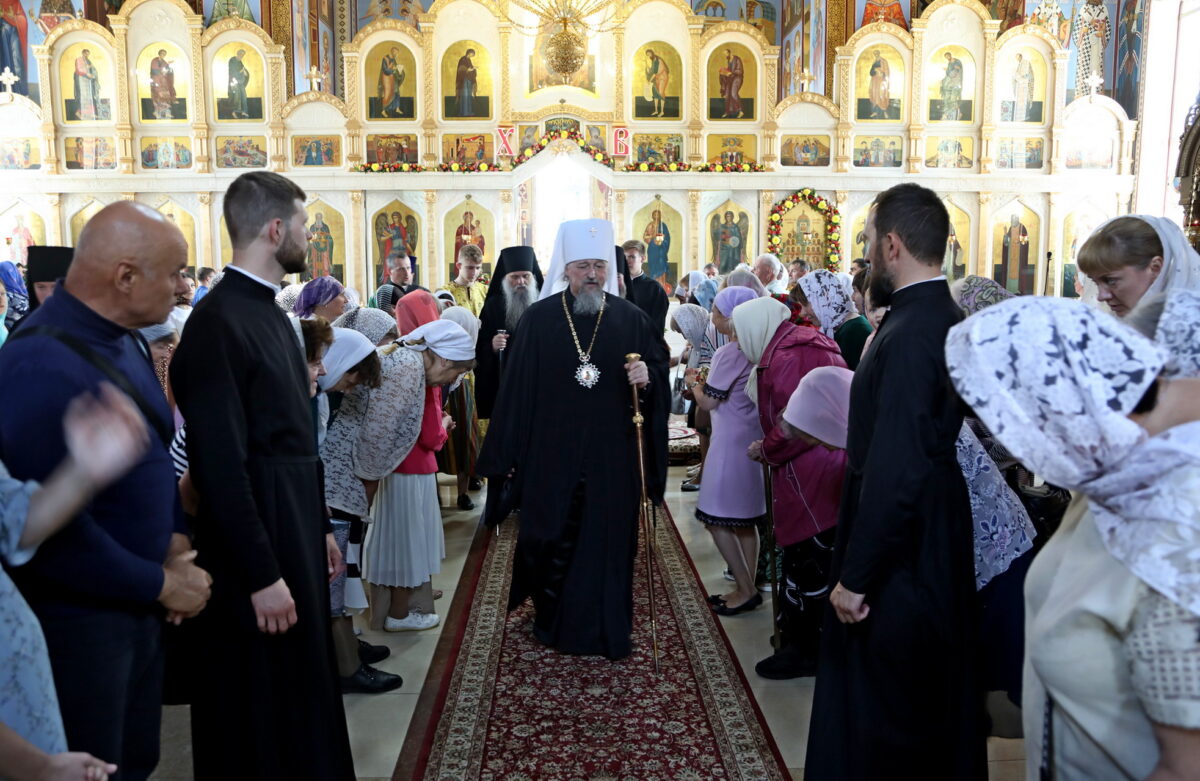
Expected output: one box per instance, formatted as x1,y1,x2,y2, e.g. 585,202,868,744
672,304,710,371
333,307,397,346
945,297,1200,616
798,269,857,338
440,305,481,345
1152,290,1200,379
953,275,1016,316
276,283,304,314
729,296,791,406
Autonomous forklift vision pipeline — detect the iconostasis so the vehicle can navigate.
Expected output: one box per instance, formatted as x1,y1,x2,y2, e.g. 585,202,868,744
0,0,1140,298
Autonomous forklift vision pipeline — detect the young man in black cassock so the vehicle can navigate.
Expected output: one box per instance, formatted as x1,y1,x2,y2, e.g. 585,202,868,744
477,219,669,660
169,172,354,780
621,239,669,333
805,184,986,780
475,244,544,421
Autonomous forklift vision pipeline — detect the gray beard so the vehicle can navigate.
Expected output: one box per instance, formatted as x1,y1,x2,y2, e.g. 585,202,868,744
503,280,538,331
572,287,604,316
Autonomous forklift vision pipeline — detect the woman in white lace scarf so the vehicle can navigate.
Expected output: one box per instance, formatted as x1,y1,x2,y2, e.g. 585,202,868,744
1078,215,1200,317
946,296,1200,780
795,269,873,370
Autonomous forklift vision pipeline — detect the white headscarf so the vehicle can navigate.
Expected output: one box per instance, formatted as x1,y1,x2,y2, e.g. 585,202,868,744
402,319,475,361
798,269,857,338
723,267,768,297
730,296,791,406
675,270,705,298
1127,214,1200,297
834,271,856,304
318,327,376,392
334,307,396,346
945,298,1200,616
440,305,481,345
538,219,620,301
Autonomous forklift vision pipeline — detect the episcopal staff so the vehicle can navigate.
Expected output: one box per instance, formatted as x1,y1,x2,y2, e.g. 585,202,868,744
805,184,984,779
474,245,543,421
170,172,354,780
476,219,668,660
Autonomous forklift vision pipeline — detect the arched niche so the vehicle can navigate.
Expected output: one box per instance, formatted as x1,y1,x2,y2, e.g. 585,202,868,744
156,199,197,269
303,200,346,282
701,33,764,123
632,196,683,288
369,199,421,285
440,39,493,121
442,198,494,277
990,198,1042,295
943,198,971,280
203,20,283,126
0,202,46,266
52,35,119,126
70,200,106,244
1059,204,1109,298
631,41,685,121
705,198,754,273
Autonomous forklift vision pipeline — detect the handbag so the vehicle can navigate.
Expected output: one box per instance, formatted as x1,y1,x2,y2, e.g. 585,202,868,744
1015,481,1072,544
670,365,689,415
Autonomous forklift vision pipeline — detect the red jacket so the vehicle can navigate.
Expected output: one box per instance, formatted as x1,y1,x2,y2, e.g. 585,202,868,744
397,386,446,475
757,322,848,546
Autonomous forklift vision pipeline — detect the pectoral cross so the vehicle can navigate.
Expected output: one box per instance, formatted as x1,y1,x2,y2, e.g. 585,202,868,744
1085,70,1103,100
0,67,19,95
305,66,324,91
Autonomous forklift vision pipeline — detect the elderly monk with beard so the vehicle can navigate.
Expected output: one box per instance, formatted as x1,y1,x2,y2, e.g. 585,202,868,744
474,245,544,421
170,172,355,780
477,220,669,660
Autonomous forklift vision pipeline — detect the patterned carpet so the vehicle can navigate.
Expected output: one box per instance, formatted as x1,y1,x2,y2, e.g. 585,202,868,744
397,508,788,781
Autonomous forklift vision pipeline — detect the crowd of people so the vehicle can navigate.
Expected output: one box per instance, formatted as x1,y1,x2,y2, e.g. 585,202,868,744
0,174,1197,781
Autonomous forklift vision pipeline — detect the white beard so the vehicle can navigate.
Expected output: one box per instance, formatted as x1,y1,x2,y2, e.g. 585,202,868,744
572,286,605,315
503,279,539,331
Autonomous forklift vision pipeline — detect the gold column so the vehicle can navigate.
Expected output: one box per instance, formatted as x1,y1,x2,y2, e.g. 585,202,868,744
425,190,441,288
31,46,59,174
833,47,852,172
614,190,627,244
499,190,515,248
197,192,214,269
499,22,513,120
908,24,925,174
687,21,705,163
613,26,625,122
762,46,780,169
108,16,136,174
187,14,213,173
271,1,295,98
760,189,776,258
835,190,849,271
349,191,367,296
978,20,1001,174
688,190,701,269
1048,49,1069,174
46,194,63,245
421,17,438,164
975,193,992,279
340,42,362,166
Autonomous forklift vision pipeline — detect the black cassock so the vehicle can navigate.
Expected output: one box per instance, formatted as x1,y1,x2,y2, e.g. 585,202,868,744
170,270,354,780
477,290,668,659
805,280,985,780
475,293,514,421
626,273,669,334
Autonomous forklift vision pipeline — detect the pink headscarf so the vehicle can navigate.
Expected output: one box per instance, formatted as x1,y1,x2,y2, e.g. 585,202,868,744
714,286,758,317
781,366,854,449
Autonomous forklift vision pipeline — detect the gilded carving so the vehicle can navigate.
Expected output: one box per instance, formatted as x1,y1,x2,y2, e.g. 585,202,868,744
697,21,772,52
775,92,840,120
840,21,916,53
915,0,993,24
510,105,616,123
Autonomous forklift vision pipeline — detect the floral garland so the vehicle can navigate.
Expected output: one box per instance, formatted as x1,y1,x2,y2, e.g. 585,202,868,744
356,162,427,173
511,129,614,169
767,188,842,272
621,161,766,173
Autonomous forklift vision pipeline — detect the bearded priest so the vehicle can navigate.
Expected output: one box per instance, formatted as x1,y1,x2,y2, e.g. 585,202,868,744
477,219,669,660
475,245,544,421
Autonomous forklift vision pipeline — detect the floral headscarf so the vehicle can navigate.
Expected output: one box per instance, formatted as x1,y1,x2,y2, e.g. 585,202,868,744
953,275,1015,316
1153,290,1200,379
333,307,397,346
798,269,857,338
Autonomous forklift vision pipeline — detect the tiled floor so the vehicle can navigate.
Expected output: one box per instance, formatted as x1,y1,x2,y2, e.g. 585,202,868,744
150,469,1025,780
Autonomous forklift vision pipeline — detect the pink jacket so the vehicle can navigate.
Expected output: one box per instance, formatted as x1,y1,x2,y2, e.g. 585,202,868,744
757,322,849,546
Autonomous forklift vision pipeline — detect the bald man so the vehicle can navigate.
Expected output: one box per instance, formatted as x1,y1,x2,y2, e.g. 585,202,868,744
0,200,211,779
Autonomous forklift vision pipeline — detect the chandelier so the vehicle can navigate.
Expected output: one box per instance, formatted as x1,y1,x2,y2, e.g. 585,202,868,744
504,0,620,77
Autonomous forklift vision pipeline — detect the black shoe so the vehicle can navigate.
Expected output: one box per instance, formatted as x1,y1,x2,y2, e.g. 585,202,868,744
357,638,390,665
754,647,818,680
468,477,483,491
713,592,763,616
457,493,476,510
340,664,403,693
681,480,700,492
707,594,726,606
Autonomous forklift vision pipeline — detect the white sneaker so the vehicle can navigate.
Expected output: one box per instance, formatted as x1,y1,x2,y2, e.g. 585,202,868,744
384,612,440,632
687,465,702,477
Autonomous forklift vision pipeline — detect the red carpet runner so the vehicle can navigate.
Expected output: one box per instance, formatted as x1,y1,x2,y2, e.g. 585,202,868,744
396,507,789,780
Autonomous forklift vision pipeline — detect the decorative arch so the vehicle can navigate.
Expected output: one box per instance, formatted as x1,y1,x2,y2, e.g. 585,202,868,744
705,198,754,273
70,200,106,243
989,197,1043,295
41,18,117,51
111,0,202,22
632,196,683,288
155,198,197,269
0,201,46,266
775,91,840,119
618,0,697,23
912,0,993,26
766,188,841,271
425,0,504,21
343,17,427,54
282,90,350,120
442,197,494,270
996,22,1068,52
698,21,773,52
0,93,44,122
302,199,346,281
370,199,421,281
201,17,280,49
842,20,915,52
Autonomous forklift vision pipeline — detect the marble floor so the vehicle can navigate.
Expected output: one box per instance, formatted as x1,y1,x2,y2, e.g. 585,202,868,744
150,468,1025,780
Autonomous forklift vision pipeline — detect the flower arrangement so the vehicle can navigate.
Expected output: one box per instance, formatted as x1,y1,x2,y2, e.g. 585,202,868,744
355,162,427,173
623,161,692,172
510,129,614,169
432,161,499,172
767,188,842,272
691,162,766,173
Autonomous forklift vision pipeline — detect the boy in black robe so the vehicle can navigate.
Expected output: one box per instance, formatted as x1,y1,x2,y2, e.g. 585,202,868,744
620,239,669,333
170,172,354,780
477,220,668,660
805,184,985,780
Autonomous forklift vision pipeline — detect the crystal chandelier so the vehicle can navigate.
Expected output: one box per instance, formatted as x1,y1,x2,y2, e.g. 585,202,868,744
505,0,620,77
